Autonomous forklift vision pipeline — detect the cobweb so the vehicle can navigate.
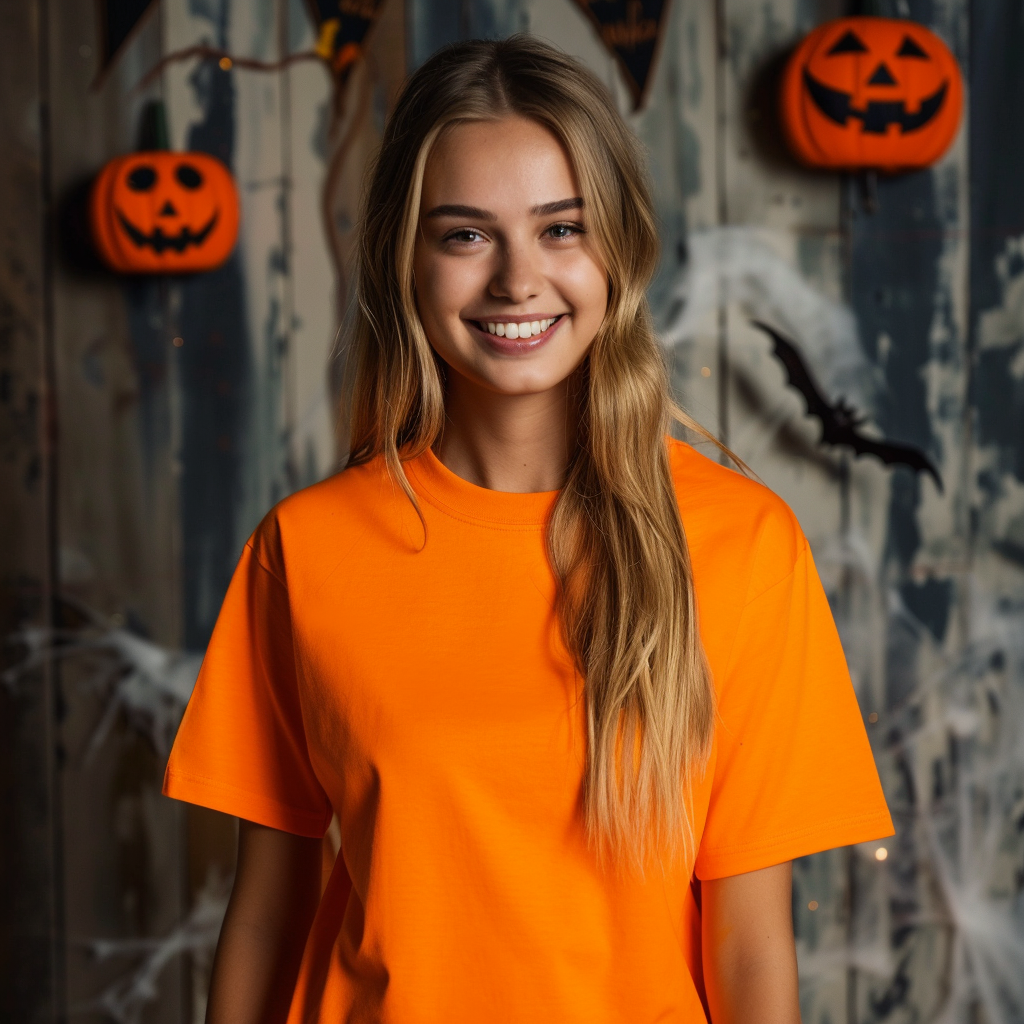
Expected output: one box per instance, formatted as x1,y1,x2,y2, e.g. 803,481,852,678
72,869,231,1024
3,600,202,760
661,225,876,409
799,540,1024,1024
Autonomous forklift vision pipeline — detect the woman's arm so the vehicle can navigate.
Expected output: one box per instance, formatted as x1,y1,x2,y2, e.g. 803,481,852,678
701,861,800,1024
206,819,323,1024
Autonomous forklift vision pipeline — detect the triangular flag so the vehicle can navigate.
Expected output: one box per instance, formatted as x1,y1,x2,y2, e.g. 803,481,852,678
570,1,670,109
305,0,384,82
98,0,159,72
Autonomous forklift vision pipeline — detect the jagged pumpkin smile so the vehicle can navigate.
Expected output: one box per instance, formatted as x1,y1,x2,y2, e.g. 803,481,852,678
115,209,220,254
802,69,948,135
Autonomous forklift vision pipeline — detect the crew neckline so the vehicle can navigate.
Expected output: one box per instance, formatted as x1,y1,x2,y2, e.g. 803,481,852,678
405,446,559,527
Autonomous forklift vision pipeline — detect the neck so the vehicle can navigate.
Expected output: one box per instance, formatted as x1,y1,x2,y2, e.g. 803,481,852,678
434,372,577,493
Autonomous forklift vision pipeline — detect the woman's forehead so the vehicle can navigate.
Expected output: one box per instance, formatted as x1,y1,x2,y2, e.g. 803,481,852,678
421,116,580,215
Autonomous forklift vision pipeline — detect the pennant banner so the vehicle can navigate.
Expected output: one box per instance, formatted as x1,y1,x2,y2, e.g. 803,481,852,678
307,0,384,82
571,0,669,109
99,0,159,71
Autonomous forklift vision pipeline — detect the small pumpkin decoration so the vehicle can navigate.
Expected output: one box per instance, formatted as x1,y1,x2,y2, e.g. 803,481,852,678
780,17,963,171
90,151,240,273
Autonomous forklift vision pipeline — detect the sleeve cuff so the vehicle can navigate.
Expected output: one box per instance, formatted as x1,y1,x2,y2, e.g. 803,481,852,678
695,808,895,880
162,766,332,839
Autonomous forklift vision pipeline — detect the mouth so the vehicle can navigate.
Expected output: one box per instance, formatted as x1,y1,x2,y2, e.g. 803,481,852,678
116,210,219,254
803,69,948,134
465,313,568,354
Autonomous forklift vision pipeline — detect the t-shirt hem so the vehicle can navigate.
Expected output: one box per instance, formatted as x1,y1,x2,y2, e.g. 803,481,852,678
695,809,894,880
163,767,331,839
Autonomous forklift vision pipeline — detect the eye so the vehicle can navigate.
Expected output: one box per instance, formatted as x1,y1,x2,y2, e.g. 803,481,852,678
546,222,583,240
444,228,486,244
175,164,204,189
126,166,157,191
827,30,868,55
897,36,929,58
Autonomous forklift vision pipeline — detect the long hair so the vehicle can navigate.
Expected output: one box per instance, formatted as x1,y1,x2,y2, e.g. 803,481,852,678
345,36,723,863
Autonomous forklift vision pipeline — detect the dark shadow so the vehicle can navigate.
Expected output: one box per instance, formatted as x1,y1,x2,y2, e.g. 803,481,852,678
55,102,169,282
55,175,111,280
742,42,835,182
744,44,799,171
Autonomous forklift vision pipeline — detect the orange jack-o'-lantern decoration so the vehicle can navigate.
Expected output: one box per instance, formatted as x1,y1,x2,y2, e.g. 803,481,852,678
90,151,240,273
781,17,962,171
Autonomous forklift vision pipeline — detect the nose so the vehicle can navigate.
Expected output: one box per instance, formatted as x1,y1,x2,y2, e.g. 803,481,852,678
158,200,178,217
489,235,544,304
867,62,897,86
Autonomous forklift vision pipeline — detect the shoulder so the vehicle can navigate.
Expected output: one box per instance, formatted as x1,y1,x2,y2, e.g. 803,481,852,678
667,437,807,603
247,456,400,586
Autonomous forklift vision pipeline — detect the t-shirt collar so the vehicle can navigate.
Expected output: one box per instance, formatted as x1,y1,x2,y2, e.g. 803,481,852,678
405,445,558,528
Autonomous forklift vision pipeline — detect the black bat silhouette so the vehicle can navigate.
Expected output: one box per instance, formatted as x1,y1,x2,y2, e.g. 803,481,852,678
751,320,943,493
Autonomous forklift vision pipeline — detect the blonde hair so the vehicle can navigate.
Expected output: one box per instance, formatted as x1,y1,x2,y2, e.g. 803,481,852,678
345,36,724,863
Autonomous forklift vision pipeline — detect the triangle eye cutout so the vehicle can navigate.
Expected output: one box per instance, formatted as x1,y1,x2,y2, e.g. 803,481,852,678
868,62,898,85
897,35,930,58
827,30,869,54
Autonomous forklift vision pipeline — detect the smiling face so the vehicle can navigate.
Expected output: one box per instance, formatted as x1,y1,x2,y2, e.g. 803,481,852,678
90,151,240,273
781,17,963,170
413,116,608,401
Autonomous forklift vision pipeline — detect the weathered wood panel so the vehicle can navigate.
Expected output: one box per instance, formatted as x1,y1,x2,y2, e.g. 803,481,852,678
43,1,190,1021
0,1,61,1021
161,0,404,644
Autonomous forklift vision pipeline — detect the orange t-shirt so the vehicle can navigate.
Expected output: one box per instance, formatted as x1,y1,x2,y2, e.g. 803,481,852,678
164,439,892,1023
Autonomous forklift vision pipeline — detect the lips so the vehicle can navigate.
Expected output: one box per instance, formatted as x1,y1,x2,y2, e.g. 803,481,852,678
467,314,566,354
803,68,948,134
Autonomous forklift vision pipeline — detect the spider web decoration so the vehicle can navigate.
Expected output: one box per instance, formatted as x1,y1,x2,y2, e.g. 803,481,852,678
570,0,670,110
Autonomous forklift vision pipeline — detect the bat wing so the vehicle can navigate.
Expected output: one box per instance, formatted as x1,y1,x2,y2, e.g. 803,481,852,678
751,320,834,428
752,320,944,493
841,430,944,493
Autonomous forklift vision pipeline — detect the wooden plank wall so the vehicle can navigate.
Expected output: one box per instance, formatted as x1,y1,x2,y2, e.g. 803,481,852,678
35,4,187,1022
0,1,61,1020
4,0,1024,1021
1,0,401,1020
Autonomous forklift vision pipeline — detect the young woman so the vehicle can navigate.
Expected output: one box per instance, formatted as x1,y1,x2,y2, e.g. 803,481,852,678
165,36,892,1024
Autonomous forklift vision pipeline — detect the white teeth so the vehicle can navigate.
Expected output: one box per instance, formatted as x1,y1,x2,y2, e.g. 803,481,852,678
480,316,560,338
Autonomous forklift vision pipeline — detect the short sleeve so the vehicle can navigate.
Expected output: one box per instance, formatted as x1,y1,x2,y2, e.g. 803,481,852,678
694,524,893,880
163,541,332,838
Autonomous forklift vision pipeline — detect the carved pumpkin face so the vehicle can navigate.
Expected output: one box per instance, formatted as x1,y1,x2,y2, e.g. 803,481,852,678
781,18,962,171
90,152,240,273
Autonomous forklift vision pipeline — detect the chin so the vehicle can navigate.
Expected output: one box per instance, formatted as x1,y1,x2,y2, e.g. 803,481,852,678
482,367,569,396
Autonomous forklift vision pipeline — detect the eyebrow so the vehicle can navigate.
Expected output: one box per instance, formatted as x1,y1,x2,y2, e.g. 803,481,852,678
424,197,584,220
532,197,584,216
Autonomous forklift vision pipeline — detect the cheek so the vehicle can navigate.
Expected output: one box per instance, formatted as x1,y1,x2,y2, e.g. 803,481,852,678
558,254,608,325
412,251,450,341
414,248,478,329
